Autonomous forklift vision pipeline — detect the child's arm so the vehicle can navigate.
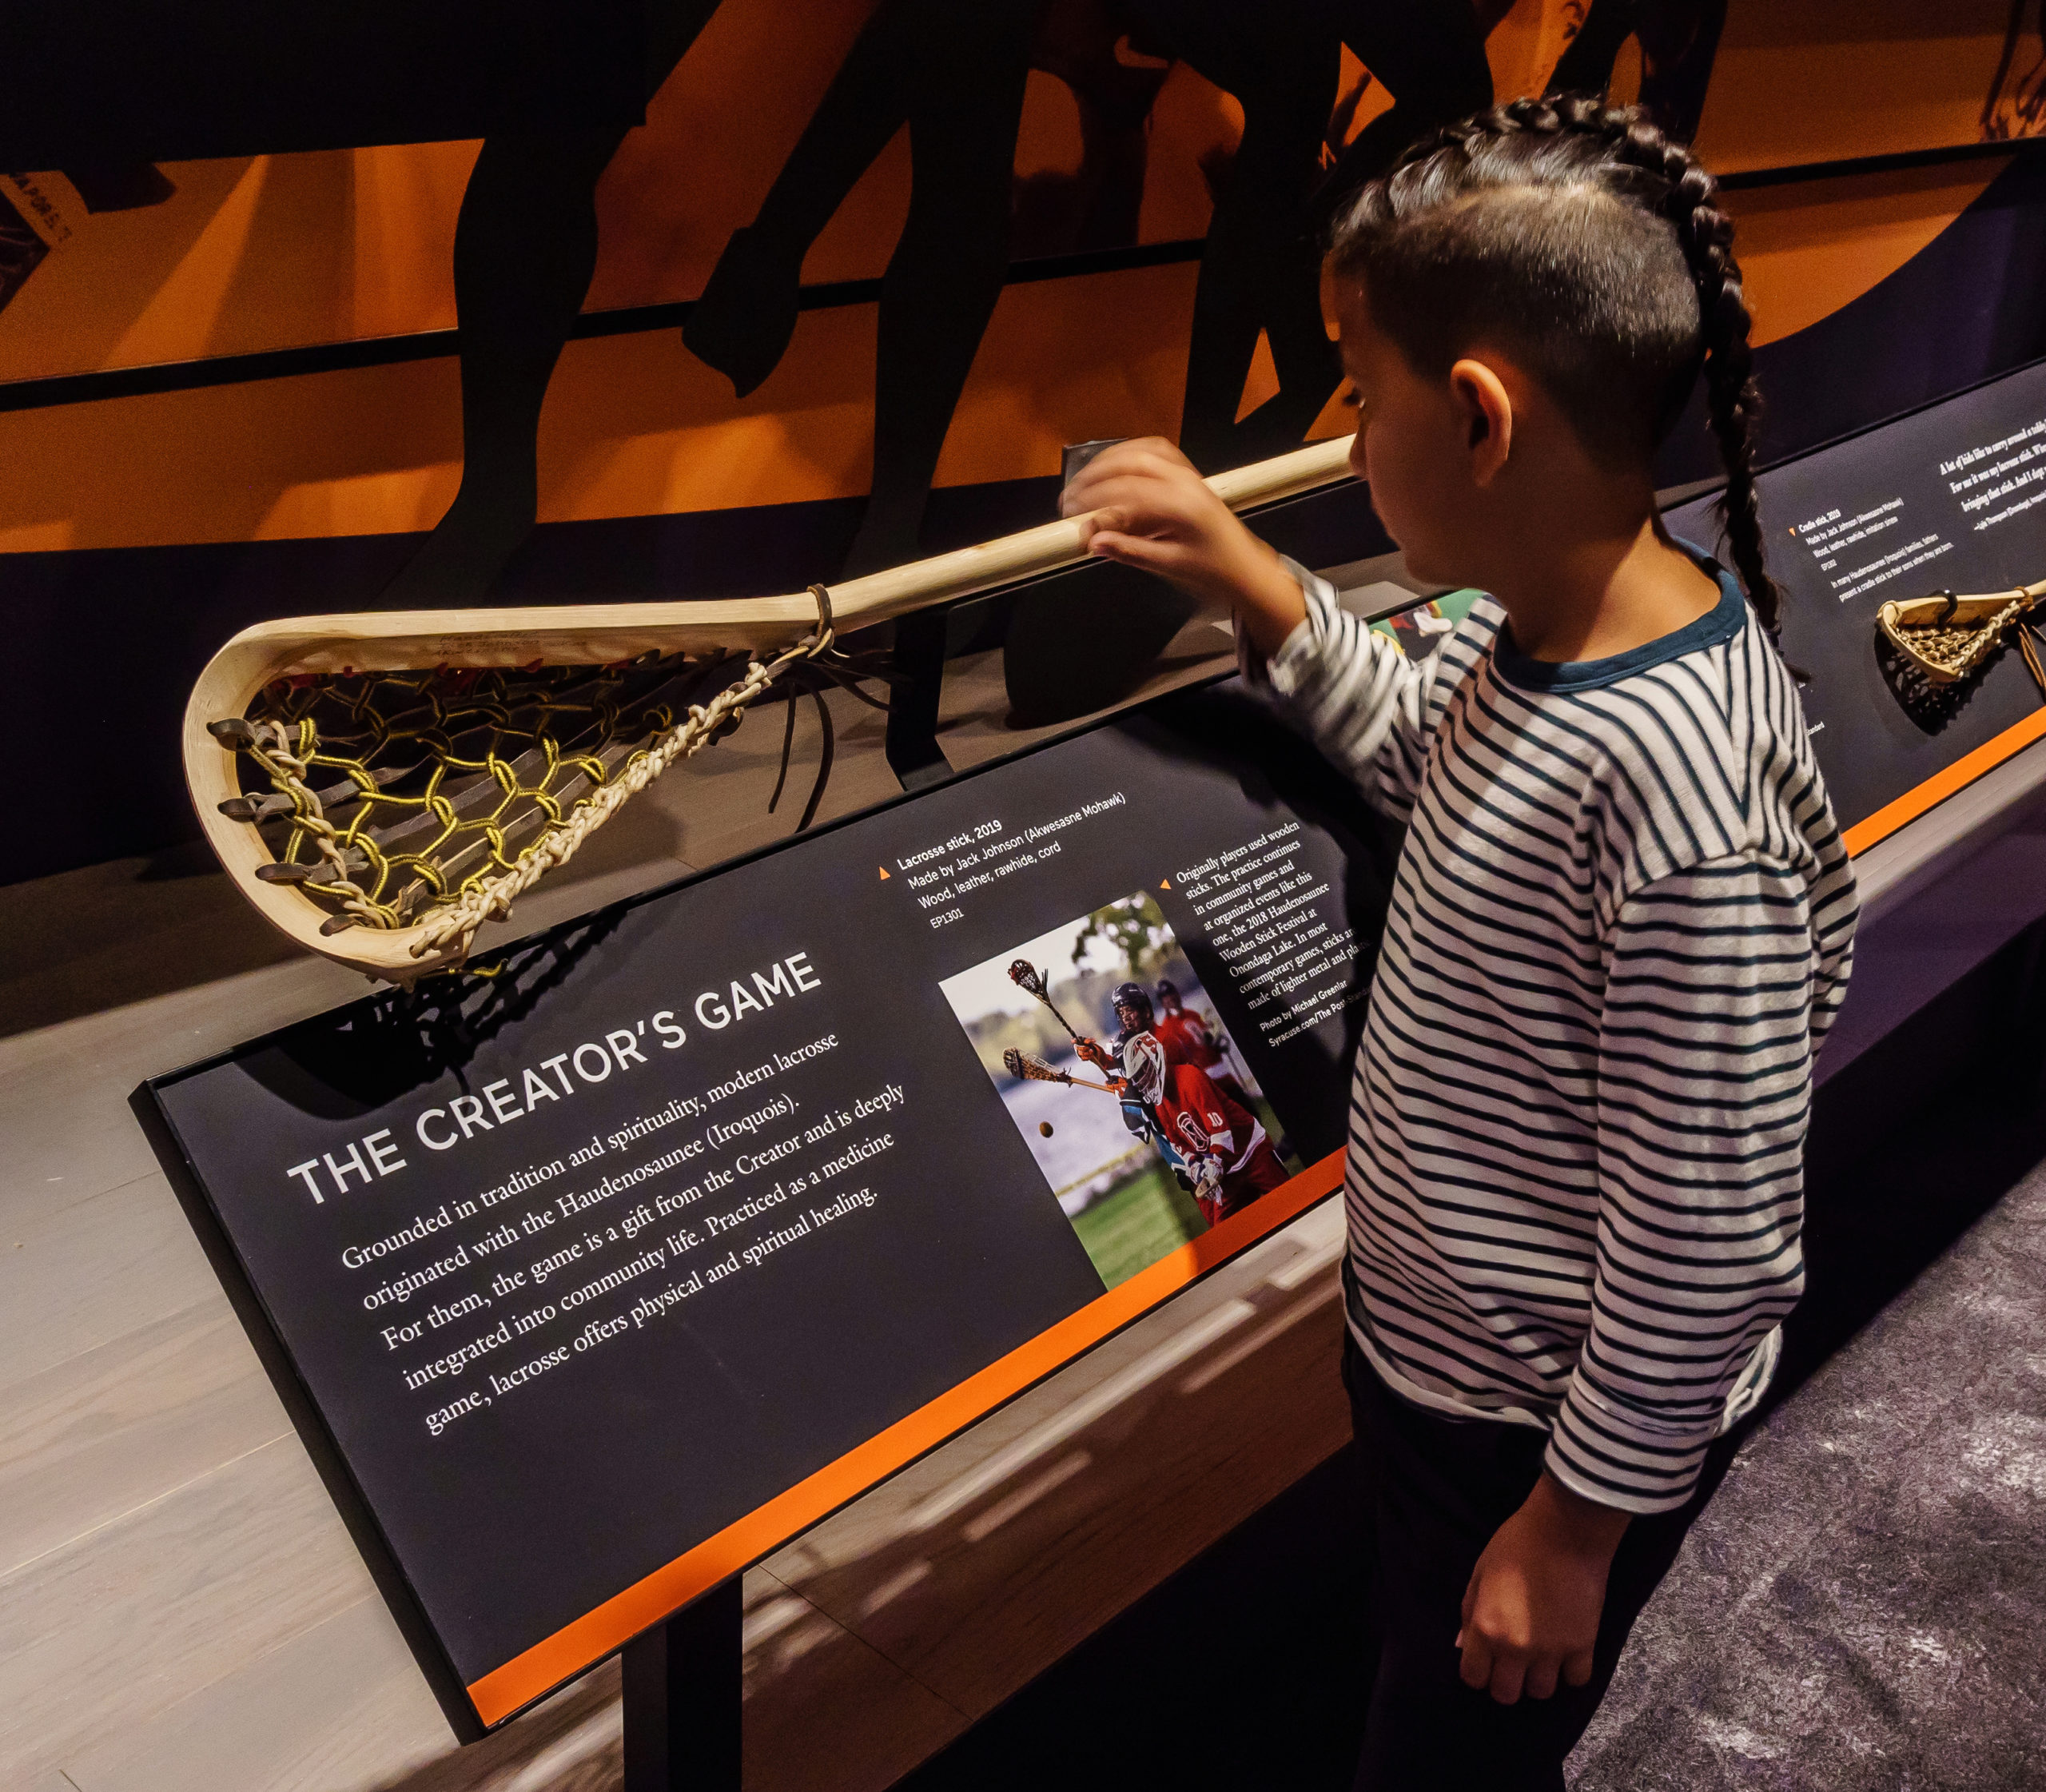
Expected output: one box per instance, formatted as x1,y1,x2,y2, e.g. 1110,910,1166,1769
1457,1472,1630,1703
1459,853,1822,1701
1556,854,1816,1505
1062,440,1480,820
1060,437,1310,653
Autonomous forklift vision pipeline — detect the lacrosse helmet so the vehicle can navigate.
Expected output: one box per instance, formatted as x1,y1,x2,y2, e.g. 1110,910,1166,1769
1111,981,1154,1034
1121,1029,1167,1105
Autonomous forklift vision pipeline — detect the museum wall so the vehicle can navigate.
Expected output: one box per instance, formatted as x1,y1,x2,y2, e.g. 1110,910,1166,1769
5,0,2046,881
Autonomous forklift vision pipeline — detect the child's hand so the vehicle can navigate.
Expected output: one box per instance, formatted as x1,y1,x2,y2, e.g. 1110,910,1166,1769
1456,1472,1630,1704
1059,438,1308,656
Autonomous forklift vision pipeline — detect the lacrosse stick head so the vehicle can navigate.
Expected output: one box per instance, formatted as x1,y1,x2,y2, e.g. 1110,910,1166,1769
186,594,842,984
1876,587,2036,685
1005,958,1049,999
1002,1047,1065,1084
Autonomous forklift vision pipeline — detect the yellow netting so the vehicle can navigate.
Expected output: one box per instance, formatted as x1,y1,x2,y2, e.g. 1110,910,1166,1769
215,591,862,968
1880,595,2036,683
234,659,703,925
1875,587,2046,730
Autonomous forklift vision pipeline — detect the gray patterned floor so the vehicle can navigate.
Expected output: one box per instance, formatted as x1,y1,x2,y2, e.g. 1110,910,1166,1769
897,1054,2046,1792
1570,1147,2046,1790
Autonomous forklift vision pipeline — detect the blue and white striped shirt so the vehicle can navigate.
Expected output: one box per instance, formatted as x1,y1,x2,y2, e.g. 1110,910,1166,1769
1262,553,1858,1512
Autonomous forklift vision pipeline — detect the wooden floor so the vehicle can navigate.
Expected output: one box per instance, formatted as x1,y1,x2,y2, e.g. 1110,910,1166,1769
0,617,1371,1792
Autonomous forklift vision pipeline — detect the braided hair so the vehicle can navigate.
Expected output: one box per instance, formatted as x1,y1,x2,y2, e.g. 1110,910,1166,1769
1327,95,1781,632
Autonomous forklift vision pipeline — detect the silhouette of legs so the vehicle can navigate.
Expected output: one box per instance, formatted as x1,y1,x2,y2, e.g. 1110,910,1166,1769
680,25,911,400
1179,34,1343,469
384,126,624,606
685,0,1044,576
854,15,1035,573
382,0,724,607
1141,0,1491,472
1635,0,1726,144
1546,0,1638,101
1324,0,1495,196
1546,0,1726,144
1018,0,1173,257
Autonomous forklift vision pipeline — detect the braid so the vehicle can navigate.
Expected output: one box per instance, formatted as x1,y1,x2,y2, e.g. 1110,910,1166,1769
1332,95,1785,633
1594,104,1785,634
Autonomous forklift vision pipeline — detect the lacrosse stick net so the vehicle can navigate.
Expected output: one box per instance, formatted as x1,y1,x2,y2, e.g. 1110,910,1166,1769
1876,579,2046,689
210,591,858,955
1001,1047,1121,1093
185,435,1355,983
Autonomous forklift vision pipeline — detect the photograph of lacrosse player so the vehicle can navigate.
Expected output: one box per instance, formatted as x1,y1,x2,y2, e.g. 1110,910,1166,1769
939,893,1300,1290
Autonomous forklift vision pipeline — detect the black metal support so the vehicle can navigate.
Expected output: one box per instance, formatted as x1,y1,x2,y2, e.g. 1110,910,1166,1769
885,607,952,790
622,1577,743,1792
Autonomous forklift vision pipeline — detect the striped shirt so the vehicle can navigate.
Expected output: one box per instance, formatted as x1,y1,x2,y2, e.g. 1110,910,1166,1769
1260,552,1858,1513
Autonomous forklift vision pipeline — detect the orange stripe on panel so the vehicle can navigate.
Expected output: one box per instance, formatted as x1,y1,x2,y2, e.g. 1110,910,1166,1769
464,1149,1347,1726
1843,709,2046,855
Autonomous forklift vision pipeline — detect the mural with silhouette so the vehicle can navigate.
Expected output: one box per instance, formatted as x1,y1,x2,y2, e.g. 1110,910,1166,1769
384,0,730,606
684,0,1045,579
1986,0,2046,142
5,0,2039,618
400,0,1702,595
1125,1,1494,473
1546,0,1725,145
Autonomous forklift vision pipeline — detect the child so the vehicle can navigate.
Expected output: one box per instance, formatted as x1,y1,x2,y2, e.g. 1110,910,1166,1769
1060,97,1859,1789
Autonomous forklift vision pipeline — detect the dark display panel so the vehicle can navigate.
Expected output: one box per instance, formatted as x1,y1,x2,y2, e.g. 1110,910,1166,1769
141,683,1390,1728
1668,357,2046,845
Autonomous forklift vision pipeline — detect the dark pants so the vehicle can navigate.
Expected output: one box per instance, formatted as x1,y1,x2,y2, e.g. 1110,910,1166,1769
1344,1335,1741,1791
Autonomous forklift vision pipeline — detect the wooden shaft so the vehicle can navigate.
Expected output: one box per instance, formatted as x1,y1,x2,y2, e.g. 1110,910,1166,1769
184,432,1358,978
189,434,1356,689
1880,582,2046,628
1052,1073,1125,1096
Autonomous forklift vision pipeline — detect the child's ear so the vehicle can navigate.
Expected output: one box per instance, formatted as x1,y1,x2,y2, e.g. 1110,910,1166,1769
1449,357,1514,487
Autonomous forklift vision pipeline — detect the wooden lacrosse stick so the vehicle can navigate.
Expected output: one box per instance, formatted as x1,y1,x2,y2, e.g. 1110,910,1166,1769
1876,578,2046,685
186,436,1355,983
1002,1047,1124,1095
1003,958,1087,1041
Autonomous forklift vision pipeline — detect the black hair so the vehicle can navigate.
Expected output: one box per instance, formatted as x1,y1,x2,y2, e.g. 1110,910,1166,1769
1327,95,1781,632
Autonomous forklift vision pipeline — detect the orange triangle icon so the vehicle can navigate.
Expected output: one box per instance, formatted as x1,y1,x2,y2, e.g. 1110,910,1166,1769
1160,878,1171,890
878,866,890,879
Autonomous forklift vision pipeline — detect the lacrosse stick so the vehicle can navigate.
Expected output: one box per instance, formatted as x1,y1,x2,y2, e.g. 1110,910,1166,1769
187,436,1355,984
1003,958,1088,1041
1002,1047,1124,1095
1876,578,2046,687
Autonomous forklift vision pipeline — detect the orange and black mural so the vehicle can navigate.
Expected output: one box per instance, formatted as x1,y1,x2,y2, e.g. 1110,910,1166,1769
6,0,2046,877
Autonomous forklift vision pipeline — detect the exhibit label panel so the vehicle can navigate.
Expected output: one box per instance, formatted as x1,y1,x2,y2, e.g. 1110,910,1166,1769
1669,356,2046,850
141,684,1383,1730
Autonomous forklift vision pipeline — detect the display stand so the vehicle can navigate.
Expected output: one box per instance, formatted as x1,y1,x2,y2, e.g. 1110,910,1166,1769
885,607,952,790
622,1576,743,1792
137,671,1372,1737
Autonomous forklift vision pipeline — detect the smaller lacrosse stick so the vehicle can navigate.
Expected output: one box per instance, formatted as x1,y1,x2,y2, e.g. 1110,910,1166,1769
1877,578,2046,687
1002,1047,1123,1095
1005,958,1085,1041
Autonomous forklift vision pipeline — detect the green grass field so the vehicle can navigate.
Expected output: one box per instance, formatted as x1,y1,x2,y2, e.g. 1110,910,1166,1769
1069,1162,1209,1288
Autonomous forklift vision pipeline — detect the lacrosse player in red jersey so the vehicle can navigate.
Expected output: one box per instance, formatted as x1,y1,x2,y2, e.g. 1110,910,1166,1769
1078,982,1288,1225
1152,976,1296,1164
1152,976,1250,1104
